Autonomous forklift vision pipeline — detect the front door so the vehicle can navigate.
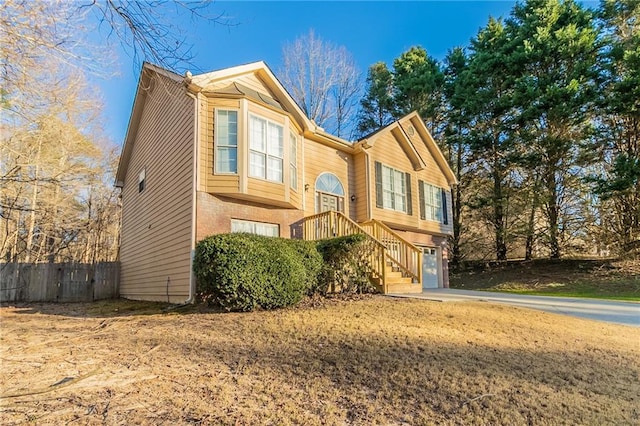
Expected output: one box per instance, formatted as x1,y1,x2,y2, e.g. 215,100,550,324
422,247,439,289
319,192,339,212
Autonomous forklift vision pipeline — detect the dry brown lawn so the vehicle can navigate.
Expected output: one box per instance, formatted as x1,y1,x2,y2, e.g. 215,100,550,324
1,296,638,425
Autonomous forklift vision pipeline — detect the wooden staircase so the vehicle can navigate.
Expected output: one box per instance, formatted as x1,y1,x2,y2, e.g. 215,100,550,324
302,211,423,294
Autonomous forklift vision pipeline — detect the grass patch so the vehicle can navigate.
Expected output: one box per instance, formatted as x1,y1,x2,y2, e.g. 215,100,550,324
1,297,638,424
451,258,640,301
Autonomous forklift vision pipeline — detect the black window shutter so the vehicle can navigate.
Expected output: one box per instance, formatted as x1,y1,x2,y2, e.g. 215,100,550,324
419,180,425,220
405,172,412,215
375,161,383,208
441,188,449,225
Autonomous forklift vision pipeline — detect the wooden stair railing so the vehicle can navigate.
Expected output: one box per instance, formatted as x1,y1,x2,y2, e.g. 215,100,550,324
360,219,422,285
303,211,386,289
302,211,422,292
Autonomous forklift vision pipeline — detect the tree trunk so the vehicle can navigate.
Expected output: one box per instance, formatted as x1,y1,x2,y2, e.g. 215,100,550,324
24,138,43,263
525,173,540,261
450,142,464,267
493,189,507,261
525,201,537,261
545,167,561,259
492,142,507,261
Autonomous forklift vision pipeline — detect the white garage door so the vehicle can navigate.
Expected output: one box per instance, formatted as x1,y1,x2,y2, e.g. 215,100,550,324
422,247,439,289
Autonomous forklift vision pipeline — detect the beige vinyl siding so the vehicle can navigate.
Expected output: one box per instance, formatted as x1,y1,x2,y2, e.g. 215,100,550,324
197,94,208,192
366,132,418,229
399,117,450,188
353,152,369,222
204,73,276,98
119,73,195,302
235,74,276,96
399,117,453,235
303,136,351,217
246,179,287,202
365,122,454,236
344,154,356,220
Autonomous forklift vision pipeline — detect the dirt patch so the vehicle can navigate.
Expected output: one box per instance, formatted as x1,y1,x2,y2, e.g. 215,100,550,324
1,298,638,424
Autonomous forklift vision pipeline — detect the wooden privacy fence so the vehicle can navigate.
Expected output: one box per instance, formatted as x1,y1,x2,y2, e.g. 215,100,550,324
0,262,120,303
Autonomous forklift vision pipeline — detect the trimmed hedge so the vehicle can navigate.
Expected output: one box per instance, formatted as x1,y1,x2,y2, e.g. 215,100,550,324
284,239,324,294
193,233,322,311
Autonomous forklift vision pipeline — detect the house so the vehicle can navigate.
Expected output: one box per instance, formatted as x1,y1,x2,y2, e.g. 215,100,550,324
115,62,457,302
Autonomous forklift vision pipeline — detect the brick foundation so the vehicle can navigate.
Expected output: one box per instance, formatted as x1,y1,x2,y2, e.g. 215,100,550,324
196,192,304,242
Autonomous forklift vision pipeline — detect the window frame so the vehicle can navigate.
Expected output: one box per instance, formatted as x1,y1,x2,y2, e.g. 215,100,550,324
421,182,443,223
230,219,280,237
381,164,407,213
249,114,284,183
289,131,298,191
214,109,239,175
138,168,146,193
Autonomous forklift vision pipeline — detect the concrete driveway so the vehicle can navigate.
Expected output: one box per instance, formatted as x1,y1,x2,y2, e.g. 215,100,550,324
389,289,640,327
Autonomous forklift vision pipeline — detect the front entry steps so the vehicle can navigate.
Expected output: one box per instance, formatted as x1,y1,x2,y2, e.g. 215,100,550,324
302,211,424,294
370,265,423,294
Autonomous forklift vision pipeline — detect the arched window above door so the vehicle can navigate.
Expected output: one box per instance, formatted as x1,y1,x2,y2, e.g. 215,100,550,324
315,173,345,213
315,172,344,196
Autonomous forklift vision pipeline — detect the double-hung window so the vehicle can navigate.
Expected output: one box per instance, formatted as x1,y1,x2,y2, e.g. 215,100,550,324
381,165,407,212
419,182,445,223
249,115,283,182
214,110,238,174
290,132,298,190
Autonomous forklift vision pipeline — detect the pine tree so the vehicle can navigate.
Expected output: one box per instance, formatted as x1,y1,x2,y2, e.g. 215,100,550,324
458,18,517,261
393,46,445,136
589,0,640,253
356,62,395,136
508,0,599,258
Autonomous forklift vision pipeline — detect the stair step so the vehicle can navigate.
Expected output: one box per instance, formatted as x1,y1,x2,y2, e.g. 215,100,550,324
385,276,413,285
385,270,404,278
386,282,423,294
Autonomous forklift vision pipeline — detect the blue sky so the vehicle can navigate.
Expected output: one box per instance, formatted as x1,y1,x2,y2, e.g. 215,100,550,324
93,1,521,145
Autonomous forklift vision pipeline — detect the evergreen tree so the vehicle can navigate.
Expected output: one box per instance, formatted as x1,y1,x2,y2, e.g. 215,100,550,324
458,18,517,261
508,0,599,258
442,47,471,265
393,46,445,136
589,0,640,254
356,62,395,136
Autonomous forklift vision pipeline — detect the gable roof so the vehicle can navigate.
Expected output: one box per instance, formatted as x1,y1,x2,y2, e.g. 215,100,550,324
204,82,284,111
189,61,316,135
115,63,183,187
355,111,458,186
116,61,359,186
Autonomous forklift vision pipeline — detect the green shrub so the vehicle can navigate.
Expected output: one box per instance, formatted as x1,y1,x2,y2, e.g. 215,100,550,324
284,239,324,293
316,233,375,294
193,233,316,311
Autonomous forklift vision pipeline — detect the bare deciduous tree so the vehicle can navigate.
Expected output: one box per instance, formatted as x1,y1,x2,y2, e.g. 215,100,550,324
280,30,361,139
90,0,232,73
1,0,225,263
